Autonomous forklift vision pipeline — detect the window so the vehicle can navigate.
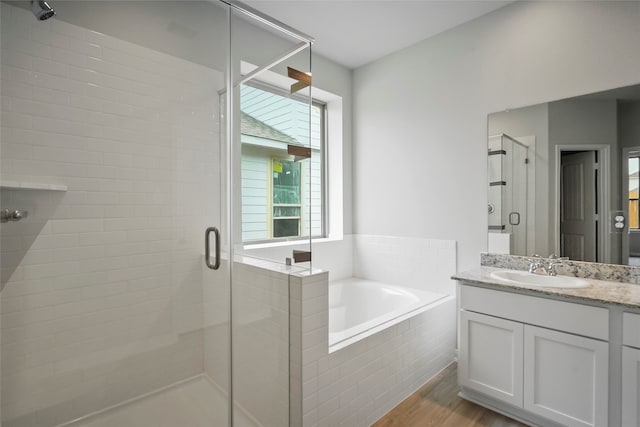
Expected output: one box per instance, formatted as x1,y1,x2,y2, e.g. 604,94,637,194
630,157,639,229
272,159,302,238
240,82,325,243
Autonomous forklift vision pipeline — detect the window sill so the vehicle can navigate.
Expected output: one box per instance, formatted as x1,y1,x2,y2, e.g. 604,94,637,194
242,235,343,251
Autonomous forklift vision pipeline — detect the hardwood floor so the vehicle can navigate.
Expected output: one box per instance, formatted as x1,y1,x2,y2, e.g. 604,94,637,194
372,363,527,427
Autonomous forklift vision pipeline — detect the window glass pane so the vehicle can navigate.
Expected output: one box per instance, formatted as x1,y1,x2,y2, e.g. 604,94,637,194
631,200,639,229
273,161,301,205
274,219,300,238
630,157,639,229
629,157,639,199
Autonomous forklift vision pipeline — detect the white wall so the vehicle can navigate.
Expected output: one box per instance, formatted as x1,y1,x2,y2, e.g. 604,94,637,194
353,1,640,272
352,235,456,295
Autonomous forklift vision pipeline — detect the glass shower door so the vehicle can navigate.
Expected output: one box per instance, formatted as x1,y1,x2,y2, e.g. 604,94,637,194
227,6,314,426
1,1,232,426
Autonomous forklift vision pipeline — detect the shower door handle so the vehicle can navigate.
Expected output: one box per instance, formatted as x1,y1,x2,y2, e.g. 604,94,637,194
509,212,521,226
205,227,220,270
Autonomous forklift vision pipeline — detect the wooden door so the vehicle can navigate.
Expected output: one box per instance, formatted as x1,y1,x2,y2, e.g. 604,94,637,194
561,151,597,261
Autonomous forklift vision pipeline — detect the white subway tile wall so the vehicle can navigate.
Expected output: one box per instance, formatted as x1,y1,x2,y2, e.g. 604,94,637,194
232,261,291,426
353,235,457,295
202,258,291,427
1,3,223,426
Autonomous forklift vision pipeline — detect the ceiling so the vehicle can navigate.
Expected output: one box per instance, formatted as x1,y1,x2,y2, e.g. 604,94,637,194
244,0,514,69
7,0,512,70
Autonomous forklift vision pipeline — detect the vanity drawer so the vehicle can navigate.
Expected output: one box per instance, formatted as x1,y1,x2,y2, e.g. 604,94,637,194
460,284,609,340
623,312,640,348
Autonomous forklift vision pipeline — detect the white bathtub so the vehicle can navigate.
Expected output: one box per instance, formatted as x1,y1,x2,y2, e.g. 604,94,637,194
328,277,449,352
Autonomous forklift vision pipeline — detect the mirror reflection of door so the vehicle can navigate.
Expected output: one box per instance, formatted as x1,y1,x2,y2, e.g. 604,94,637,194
560,151,598,262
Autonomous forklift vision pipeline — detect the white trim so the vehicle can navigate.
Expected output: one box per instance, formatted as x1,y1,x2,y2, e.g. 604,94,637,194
554,144,610,263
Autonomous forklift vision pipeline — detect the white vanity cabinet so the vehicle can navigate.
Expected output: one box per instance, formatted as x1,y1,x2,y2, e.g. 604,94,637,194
459,284,610,427
523,325,608,427
622,312,640,426
459,310,523,406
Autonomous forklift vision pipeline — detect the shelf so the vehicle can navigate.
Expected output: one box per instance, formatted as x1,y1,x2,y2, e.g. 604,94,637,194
1,181,67,192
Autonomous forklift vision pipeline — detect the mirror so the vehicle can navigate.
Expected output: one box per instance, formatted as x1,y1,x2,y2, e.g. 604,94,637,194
487,83,640,266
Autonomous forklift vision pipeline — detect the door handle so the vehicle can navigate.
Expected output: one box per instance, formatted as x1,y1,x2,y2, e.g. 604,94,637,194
205,227,220,270
509,212,520,226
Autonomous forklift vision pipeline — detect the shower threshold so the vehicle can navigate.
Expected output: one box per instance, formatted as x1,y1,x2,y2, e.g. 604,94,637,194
60,375,258,427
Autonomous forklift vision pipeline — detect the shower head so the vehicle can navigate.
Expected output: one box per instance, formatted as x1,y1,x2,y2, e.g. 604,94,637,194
31,0,55,21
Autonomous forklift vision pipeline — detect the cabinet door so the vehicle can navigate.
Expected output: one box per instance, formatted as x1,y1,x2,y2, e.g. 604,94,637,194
523,325,608,427
622,346,640,427
459,310,524,407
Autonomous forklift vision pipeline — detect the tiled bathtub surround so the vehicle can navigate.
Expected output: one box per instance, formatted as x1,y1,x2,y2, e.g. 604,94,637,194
1,4,222,426
481,253,640,284
244,234,458,293
230,260,291,427
288,236,458,427
290,272,456,427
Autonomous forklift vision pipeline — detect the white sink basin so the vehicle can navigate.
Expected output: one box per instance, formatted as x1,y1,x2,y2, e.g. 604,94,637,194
489,270,590,289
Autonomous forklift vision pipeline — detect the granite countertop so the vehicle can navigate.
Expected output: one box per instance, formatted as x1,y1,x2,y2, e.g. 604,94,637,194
454,266,640,310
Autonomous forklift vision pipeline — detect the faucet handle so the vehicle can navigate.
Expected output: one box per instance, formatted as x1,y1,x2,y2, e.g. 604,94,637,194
547,257,567,276
528,254,541,261
548,253,569,260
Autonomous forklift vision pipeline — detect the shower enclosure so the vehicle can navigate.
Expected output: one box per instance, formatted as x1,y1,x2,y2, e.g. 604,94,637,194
487,134,531,256
0,1,314,426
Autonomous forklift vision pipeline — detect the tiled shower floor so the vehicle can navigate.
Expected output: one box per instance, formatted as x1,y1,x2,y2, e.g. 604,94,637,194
68,376,257,427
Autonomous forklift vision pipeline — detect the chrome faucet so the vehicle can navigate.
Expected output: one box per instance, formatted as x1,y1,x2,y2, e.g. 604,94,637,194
528,254,568,276
528,255,548,275
546,253,568,276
